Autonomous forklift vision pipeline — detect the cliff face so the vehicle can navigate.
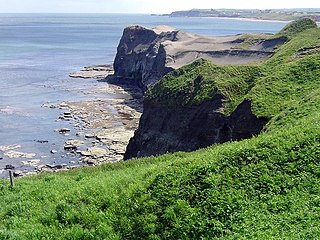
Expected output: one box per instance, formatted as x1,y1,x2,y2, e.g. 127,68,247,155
120,20,316,159
113,25,284,90
113,26,177,90
124,97,268,159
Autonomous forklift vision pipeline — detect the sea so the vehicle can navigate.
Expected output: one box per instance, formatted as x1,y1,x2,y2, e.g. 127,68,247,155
0,13,287,177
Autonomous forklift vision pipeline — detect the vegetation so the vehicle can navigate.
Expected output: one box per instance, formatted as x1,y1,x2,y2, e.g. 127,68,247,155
276,17,318,38
1,19,320,239
148,20,320,117
146,60,262,114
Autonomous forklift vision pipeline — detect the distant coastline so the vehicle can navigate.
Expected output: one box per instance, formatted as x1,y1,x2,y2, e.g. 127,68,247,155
165,16,291,23
159,8,320,22
224,17,290,23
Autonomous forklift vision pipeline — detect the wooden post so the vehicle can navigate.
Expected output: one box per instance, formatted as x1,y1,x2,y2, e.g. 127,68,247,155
8,170,14,188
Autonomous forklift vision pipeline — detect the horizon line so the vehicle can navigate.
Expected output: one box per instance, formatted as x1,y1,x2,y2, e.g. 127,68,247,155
1,7,320,15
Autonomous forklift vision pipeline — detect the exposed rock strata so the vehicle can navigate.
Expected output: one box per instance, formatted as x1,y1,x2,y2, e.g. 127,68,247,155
69,64,114,79
114,25,285,90
125,97,268,159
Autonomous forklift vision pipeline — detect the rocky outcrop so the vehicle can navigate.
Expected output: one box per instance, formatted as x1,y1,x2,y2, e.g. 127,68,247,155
69,65,114,79
113,26,177,90
113,25,283,90
124,96,268,159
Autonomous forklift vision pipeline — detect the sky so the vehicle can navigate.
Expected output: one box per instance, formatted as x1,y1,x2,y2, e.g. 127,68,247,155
0,0,319,14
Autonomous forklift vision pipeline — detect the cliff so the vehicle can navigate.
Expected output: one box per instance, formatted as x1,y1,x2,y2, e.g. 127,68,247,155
124,59,268,159
125,97,268,159
113,25,285,90
124,18,318,159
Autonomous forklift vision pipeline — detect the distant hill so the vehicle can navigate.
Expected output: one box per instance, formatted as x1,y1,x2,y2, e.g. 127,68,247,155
164,8,320,21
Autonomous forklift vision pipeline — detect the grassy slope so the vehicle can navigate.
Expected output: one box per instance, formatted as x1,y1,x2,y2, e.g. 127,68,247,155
146,60,262,114
1,20,320,239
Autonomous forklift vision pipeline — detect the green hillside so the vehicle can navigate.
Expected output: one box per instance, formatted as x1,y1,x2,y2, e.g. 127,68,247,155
277,17,318,38
1,19,320,239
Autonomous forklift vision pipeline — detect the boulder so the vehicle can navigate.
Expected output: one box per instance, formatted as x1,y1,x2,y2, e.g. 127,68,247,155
64,145,77,151
87,147,108,159
13,170,23,177
57,128,71,133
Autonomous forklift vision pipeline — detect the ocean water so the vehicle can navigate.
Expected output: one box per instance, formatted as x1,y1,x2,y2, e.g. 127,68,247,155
0,13,287,176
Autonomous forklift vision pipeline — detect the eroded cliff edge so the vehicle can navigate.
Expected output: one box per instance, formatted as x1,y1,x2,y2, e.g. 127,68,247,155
113,25,286,90
124,58,271,159
125,97,268,159
122,18,318,159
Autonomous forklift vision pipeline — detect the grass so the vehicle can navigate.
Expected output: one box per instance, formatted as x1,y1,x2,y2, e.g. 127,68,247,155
0,112,319,239
147,23,320,119
276,18,318,39
0,157,172,239
146,60,262,114
0,19,320,239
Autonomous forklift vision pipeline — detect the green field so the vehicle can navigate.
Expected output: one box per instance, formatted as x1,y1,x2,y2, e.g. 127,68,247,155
1,19,320,239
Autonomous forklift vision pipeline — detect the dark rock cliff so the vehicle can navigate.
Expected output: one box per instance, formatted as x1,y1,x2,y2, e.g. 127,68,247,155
113,25,177,90
124,96,268,159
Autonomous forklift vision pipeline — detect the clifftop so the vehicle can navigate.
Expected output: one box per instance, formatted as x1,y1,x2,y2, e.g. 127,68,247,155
113,25,284,90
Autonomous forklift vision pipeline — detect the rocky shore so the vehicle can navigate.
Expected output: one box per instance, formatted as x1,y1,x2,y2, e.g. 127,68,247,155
56,83,142,165
0,66,142,178
69,64,114,79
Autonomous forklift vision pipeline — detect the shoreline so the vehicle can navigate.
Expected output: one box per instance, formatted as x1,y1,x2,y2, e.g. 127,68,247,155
0,66,143,178
55,82,142,165
168,15,320,25
168,15,291,23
